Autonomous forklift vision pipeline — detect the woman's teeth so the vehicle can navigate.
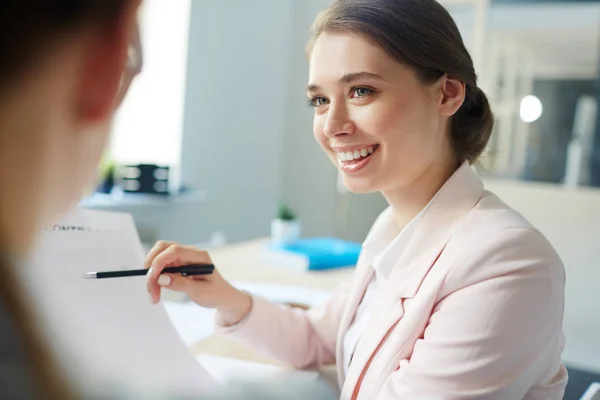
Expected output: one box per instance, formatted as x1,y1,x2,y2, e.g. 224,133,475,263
337,146,375,162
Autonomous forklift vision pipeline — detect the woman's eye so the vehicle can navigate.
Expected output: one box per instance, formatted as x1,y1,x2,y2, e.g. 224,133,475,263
351,87,372,98
309,97,329,107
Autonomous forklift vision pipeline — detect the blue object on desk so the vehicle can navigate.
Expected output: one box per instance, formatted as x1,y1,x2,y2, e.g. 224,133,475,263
270,237,362,271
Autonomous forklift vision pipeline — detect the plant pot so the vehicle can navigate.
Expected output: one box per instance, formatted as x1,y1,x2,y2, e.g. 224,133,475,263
271,218,301,245
96,176,114,194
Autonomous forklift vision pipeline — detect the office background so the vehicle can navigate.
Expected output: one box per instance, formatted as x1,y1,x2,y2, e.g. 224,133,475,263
94,1,600,398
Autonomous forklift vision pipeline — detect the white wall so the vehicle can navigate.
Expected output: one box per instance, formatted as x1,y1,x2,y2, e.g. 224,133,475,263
178,0,294,243
485,178,600,373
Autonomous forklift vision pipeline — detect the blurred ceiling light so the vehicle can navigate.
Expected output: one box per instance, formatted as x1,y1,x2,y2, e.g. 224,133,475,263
520,95,543,123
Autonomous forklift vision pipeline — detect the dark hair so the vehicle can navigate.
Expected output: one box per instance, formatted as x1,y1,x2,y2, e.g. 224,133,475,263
0,2,132,398
0,1,129,91
308,0,494,163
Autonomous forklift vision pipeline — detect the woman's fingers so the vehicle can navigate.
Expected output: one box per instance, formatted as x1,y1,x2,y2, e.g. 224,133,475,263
151,244,212,270
144,240,174,269
145,242,213,303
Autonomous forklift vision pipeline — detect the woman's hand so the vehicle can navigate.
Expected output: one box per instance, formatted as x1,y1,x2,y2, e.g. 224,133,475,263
145,241,252,325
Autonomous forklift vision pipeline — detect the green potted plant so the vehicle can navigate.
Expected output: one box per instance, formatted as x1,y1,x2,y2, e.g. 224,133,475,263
271,202,300,244
96,158,117,194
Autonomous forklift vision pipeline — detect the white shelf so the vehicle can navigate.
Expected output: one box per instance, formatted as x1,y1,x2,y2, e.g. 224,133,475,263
80,189,206,210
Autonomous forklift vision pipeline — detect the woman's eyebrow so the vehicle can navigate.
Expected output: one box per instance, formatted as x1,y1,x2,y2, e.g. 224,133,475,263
307,71,386,93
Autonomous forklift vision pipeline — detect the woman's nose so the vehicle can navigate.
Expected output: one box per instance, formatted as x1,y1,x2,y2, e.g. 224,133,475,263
323,105,355,138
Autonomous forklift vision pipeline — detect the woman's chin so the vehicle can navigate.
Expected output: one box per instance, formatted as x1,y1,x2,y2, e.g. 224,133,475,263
342,176,378,194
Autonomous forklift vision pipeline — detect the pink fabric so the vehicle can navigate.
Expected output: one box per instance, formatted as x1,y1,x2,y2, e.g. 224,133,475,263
217,163,567,400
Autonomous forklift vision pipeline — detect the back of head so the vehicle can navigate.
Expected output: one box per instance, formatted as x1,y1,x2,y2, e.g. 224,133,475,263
0,1,126,89
308,0,494,163
0,1,134,399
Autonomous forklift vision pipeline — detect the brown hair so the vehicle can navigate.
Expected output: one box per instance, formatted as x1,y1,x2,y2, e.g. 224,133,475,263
308,0,494,163
0,1,133,398
0,1,130,93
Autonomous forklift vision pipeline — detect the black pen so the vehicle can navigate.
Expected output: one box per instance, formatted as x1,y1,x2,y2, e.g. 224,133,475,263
82,264,215,279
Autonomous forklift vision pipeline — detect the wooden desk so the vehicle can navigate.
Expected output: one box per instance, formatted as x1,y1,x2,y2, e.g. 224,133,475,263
189,238,354,388
210,239,354,290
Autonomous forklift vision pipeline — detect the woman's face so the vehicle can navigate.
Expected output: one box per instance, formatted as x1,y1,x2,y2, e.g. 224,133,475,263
307,31,461,195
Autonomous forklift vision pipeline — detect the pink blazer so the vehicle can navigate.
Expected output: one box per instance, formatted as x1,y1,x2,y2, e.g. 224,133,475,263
219,163,568,399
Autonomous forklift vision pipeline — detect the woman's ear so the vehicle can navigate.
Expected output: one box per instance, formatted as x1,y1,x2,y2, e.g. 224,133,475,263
76,0,141,124
437,74,466,117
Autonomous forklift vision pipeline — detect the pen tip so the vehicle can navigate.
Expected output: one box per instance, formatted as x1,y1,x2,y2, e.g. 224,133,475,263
82,272,96,279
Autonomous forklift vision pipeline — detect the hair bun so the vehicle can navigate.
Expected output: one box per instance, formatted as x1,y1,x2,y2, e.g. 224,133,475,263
451,85,494,163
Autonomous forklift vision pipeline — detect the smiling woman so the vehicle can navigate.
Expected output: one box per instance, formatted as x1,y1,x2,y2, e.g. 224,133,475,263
141,1,567,399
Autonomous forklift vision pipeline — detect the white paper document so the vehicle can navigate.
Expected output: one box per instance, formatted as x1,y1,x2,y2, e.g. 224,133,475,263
22,208,218,399
163,301,217,346
233,280,332,307
196,354,319,384
164,281,332,346
196,355,337,400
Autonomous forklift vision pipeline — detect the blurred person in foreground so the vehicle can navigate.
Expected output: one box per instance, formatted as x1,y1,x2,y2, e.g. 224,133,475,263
0,1,142,398
0,1,335,399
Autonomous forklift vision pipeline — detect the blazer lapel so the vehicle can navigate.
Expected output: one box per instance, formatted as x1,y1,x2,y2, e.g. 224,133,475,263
342,286,406,399
341,162,485,399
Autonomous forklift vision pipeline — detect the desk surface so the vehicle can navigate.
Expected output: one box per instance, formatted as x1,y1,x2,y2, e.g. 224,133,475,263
210,239,354,290
189,238,354,387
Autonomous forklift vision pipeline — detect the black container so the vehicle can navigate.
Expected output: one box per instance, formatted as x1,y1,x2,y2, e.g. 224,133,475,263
120,164,170,195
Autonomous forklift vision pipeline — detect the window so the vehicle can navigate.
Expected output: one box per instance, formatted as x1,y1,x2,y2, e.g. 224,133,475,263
109,0,191,167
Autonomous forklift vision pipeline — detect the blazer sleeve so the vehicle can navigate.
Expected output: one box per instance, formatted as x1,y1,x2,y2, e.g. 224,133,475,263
215,279,351,369
376,227,567,400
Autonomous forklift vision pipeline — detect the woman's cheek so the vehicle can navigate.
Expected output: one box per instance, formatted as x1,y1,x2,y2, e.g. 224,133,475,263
313,117,325,144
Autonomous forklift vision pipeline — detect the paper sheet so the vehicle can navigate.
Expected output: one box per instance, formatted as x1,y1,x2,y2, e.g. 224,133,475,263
196,354,319,384
163,301,217,346
22,208,218,399
196,354,338,400
232,280,332,307
164,281,332,346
